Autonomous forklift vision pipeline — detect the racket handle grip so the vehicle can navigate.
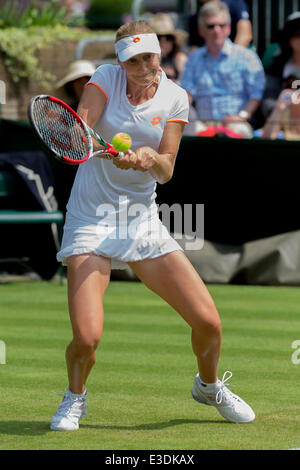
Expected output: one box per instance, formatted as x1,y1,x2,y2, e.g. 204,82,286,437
93,150,124,159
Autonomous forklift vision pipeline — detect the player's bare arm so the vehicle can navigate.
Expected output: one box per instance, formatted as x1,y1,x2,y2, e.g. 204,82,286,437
77,84,107,152
113,121,184,184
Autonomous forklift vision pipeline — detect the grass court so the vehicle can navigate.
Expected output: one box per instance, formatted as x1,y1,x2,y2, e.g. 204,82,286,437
0,279,300,450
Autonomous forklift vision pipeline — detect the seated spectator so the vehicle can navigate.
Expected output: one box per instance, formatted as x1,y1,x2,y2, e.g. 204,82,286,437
188,0,252,50
262,12,300,120
181,1,265,138
160,62,179,82
149,13,188,82
261,88,300,140
55,60,96,110
155,48,199,137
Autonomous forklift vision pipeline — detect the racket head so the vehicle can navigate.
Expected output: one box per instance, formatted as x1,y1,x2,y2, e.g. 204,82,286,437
28,95,93,165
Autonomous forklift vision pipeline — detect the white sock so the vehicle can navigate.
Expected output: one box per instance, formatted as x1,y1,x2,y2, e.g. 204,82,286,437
198,376,218,393
67,386,87,398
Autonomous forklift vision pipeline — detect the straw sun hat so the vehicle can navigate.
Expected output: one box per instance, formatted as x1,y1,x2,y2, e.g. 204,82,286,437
149,13,188,46
56,60,96,90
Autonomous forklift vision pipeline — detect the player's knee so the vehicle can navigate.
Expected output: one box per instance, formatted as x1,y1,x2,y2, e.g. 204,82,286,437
206,312,222,336
74,335,101,358
196,305,222,336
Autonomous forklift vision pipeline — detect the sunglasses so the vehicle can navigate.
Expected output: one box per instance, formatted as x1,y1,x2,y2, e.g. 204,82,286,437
205,23,228,29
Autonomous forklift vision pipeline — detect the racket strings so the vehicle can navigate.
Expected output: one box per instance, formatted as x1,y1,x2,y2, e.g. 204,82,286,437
32,99,90,161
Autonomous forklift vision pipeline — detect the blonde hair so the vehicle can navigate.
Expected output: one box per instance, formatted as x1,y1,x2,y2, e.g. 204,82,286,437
115,20,154,43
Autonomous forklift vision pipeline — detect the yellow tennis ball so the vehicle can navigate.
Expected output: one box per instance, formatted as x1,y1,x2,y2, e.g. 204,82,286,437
112,132,132,152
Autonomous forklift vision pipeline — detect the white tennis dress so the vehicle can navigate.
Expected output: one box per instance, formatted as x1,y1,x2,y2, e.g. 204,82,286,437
57,64,189,269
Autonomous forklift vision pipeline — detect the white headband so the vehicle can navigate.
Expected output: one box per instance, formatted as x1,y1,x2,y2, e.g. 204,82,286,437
114,33,161,62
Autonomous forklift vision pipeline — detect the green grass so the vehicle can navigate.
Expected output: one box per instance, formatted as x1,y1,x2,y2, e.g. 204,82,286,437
1,280,300,450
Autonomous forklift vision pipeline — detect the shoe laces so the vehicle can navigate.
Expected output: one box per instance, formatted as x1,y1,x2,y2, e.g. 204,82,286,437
56,392,85,417
216,371,236,405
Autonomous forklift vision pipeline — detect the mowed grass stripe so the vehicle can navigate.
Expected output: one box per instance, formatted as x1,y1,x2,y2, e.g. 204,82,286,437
1,280,300,450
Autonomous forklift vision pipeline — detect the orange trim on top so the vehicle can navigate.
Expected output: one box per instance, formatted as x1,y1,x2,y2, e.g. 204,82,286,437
85,81,108,101
167,119,189,124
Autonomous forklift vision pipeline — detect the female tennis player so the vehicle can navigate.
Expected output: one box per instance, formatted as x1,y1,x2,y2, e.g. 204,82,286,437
50,20,255,431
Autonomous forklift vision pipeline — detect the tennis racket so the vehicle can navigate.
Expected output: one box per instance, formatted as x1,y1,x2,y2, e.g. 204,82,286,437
28,95,126,165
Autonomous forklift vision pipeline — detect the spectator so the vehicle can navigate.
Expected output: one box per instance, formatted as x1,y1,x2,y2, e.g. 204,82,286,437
181,1,265,138
55,60,96,110
262,12,300,120
188,0,252,50
149,13,188,82
261,88,300,140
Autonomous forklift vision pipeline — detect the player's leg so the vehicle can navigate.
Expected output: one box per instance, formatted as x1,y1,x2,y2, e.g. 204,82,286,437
128,251,255,423
66,253,111,394
128,250,222,383
50,253,111,431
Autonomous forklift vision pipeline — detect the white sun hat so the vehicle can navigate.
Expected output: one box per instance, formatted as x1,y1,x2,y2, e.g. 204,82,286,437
114,33,161,62
56,60,96,89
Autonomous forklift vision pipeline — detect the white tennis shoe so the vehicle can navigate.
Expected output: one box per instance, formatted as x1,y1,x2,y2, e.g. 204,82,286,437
191,371,255,423
50,387,88,431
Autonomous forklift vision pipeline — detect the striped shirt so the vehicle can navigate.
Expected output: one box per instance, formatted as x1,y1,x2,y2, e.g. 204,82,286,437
181,39,265,120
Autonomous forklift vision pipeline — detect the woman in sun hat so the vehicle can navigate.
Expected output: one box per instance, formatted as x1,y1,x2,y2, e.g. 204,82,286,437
50,19,255,431
262,12,300,120
262,13,300,140
149,13,188,81
55,59,96,109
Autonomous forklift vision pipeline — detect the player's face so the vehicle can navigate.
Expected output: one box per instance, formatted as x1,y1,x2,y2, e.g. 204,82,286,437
122,53,160,87
199,13,231,48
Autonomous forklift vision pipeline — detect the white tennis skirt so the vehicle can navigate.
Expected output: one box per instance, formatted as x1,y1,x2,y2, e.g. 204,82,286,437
57,210,182,269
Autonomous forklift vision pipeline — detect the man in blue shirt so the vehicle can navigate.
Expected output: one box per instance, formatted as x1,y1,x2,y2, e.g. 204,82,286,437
181,1,265,137
188,0,252,49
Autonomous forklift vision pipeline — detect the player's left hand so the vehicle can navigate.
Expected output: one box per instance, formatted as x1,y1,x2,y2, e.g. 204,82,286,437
112,147,157,172
111,149,136,170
